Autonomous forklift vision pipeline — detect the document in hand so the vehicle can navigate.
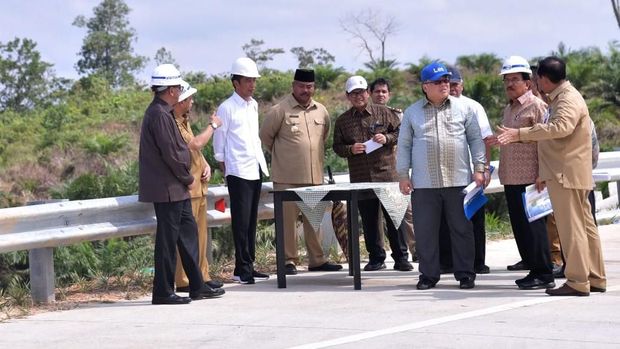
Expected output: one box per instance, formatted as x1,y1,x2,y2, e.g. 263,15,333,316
363,139,382,154
522,184,553,222
462,165,495,220
463,182,487,220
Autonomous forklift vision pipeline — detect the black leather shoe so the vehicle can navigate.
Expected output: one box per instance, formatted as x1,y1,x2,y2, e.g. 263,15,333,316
546,284,589,296
517,278,555,290
507,260,529,271
308,262,343,272
363,262,386,271
252,271,270,280
590,286,606,293
206,280,224,289
285,263,298,275
459,277,475,289
152,294,191,305
190,285,225,300
416,279,436,290
475,265,490,274
233,275,255,284
393,260,414,271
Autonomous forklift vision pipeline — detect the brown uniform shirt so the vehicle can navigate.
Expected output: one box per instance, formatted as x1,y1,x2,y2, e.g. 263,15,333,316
519,81,593,190
260,94,330,185
174,115,209,198
333,104,400,183
498,90,547,185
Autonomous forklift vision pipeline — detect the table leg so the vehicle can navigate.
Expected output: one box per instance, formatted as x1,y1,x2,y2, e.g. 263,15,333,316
274,191,286,288
348,191,361,290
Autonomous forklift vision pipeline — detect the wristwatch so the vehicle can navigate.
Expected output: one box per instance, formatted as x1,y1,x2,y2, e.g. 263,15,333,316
210,122,219,129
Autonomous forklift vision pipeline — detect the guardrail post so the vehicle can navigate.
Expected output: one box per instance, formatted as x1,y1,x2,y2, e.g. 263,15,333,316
28,248,55,303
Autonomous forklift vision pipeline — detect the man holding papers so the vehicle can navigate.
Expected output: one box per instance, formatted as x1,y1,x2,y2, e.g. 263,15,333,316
333,75,412,272
490,56,555,290
396,62,485,290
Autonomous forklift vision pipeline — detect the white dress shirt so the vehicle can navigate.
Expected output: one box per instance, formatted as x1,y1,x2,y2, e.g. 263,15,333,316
213,92,269,180
459,95,493,139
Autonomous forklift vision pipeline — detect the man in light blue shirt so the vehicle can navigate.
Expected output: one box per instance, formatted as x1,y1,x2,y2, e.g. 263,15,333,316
396,61,485,290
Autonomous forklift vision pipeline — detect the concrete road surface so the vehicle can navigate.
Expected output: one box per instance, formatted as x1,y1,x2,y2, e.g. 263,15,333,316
1,225,619,349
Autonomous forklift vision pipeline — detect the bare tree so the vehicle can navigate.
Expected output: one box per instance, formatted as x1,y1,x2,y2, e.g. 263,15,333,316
241,39,284,68
339,8,399,68
613,0,620,30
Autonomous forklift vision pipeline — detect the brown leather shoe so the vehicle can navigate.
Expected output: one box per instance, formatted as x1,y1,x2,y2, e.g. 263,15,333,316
545,283,589,296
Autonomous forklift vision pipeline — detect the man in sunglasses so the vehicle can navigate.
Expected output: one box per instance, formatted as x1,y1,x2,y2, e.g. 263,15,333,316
333,75,412,272
396,61,485,290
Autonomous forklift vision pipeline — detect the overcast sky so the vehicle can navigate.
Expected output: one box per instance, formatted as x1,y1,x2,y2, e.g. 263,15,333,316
1,0,618,82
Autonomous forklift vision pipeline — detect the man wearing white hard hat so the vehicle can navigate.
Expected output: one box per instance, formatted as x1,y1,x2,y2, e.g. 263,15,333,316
490,56,555,290
172,81,225,294
496,56,606,296
139,64,223,304
333,75,412,273
213,57,270,285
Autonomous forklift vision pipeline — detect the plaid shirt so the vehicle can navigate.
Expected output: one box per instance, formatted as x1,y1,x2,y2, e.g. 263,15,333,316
396,96,485,188
333,104,400,182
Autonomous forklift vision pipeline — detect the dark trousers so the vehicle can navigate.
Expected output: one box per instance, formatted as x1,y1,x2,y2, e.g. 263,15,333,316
227,175,262,279
413,187,475,283
358,198,408,263
439,205,486,269
153,199,203,298
504,184,553,279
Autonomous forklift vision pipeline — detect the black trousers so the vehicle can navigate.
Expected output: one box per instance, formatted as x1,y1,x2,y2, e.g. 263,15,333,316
413,187,475,283
358,198,408,264
504,184,553,279
439,205,486,269
153,199,203,298
227,175,262,279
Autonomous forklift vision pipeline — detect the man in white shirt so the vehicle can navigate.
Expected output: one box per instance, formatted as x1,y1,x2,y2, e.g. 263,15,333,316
438,66,493,275
213,57,270,285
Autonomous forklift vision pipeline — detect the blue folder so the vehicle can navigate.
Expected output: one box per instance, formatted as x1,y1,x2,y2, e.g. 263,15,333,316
464,190,488,220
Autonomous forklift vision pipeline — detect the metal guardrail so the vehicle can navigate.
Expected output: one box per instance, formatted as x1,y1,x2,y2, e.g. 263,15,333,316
1,152,619,303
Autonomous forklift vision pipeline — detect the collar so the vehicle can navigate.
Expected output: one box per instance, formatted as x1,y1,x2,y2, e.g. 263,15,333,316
154,96,174,112
232,91,255,106
286,93,316,110
548,80,571,102
423,95,451,108
512,90,534,105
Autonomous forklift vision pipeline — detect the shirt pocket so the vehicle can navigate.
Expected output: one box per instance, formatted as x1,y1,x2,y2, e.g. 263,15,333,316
284,114,302,136
444,110,466,136
310,117,326,138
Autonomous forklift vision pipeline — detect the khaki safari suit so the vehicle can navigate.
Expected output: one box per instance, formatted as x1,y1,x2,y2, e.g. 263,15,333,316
519,81,606,293
260,94,331,267
173,115,212,287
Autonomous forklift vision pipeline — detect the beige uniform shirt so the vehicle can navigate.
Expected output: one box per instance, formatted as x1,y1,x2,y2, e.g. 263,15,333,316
175,115,209,198
260,94,330,185
519,81,593,190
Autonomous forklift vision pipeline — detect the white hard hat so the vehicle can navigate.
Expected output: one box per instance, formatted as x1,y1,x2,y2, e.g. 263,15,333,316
178,80,197,103
231,57,261,78
499,56,532,75
345,75,368,93
150,63,183,86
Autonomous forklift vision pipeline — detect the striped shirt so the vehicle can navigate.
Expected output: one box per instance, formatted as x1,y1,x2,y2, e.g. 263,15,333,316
396,96,485,188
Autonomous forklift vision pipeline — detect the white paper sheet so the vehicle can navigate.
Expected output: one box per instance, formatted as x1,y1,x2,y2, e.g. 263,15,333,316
363,139,382,154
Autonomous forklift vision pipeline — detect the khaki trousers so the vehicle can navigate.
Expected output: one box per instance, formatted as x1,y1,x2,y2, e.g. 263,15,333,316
546,180,606,292
546,214,563,266
274,183,327,268
175,196,210,287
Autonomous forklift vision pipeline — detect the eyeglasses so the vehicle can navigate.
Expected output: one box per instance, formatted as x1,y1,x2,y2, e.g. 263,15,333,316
503,78,525,85
425,78,450,85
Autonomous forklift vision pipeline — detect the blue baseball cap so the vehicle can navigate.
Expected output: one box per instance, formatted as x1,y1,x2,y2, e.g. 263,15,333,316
447,65,462,82
420,62,452,82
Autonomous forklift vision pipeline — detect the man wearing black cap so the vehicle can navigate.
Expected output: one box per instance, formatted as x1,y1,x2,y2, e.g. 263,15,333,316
260,69,342,275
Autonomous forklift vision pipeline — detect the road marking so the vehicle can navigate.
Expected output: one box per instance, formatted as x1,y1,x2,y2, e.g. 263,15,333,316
288,285,620,349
